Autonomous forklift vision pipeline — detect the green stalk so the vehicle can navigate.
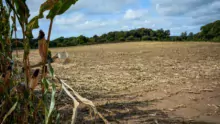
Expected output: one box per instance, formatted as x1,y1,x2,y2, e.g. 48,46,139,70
22,24,29,87
12,0,18,57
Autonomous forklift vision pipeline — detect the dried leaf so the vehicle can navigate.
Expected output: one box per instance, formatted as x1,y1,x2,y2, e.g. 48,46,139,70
1,102,18,124
62,82,79,124
29,69,40,90
38,31,47,62
57,77,109,124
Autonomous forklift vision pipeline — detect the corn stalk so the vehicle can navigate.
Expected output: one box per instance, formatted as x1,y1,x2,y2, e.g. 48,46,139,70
0,0,108,123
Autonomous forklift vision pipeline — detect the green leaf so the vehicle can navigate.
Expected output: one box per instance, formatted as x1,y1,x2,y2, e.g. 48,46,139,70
39,0,58,18
46,0,78,19
45,80,56,124
42,78,49,122
42,78,49,94
23,39,30,59
14,0,30,23
25,16,39,38
5,0,23,27
42,79,56,124
1,101,18,124
55,113,60,124
48,62,54,78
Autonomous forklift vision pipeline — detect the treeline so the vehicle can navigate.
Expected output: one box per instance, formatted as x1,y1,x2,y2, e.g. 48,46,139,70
175,20,220,42
50,28,171,47
12,20,220,49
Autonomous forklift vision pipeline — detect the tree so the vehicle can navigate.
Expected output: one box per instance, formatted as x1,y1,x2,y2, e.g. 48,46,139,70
200,20,220,41
77,35,89,44
181,31,187,40
106,32,115,41
127,36,134,41
119,37,125,41
48,20,220,46
142,36,152,41
165,30,170,38
188,32,194,41
156,28,165,40
93,34,99,42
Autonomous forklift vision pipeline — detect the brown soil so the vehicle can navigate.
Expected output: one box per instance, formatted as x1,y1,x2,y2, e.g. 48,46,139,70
29,42,220,124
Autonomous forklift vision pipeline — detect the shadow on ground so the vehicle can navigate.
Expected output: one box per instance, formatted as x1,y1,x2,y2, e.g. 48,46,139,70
58,98,215,124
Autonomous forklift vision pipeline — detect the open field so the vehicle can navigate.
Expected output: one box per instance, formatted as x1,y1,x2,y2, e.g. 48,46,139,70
29,42,220,123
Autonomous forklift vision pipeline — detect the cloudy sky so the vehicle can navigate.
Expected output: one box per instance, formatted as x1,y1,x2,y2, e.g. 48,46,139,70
18,0,220,39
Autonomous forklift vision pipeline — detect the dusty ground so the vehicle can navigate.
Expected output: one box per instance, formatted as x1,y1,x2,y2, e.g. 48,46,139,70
29,42,220,124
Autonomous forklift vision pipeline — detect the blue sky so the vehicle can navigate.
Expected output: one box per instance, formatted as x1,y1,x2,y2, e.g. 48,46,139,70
17,0,220,39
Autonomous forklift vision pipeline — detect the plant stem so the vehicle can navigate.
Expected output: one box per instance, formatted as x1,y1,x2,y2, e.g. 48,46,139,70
13,0,18,57
22,23,30,88
47,18,54,43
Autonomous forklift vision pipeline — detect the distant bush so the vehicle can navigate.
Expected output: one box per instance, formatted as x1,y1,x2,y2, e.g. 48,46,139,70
127,36,135,41
142,36,152,41
212,36,220,42
119,37,125,41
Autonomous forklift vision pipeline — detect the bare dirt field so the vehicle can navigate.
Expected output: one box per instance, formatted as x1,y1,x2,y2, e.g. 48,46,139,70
29,42,220,124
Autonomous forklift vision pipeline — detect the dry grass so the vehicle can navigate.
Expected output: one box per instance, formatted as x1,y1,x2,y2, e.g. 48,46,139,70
28,42,220,123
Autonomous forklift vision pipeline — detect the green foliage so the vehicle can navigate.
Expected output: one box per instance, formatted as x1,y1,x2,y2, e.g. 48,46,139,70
46,0,78,19
13,0,30,23
200,20,220,41
39,0,57,18
126,35,135,41
119,37,125,41
212,36,220,42
180,31,187,40
142,36,152,41
47,28,173,47
26,16,39,38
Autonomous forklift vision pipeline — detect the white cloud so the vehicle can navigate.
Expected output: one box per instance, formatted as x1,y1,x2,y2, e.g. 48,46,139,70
121,25,129,30
67,20,108,31
152,0,220,25
144,20,150,24
70,0,137,14
151,0,220,31
153,0,215,15
54,13,85,25
100,22,107,26
124,9,148,20
152,24,155,27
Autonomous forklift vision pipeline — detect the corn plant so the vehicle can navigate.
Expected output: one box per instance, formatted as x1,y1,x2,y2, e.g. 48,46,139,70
0,0,108,123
